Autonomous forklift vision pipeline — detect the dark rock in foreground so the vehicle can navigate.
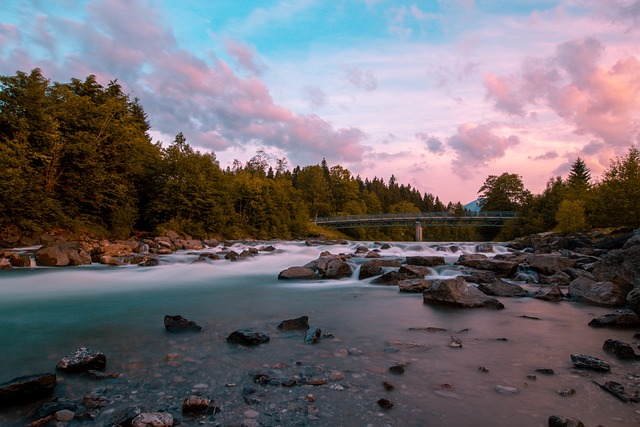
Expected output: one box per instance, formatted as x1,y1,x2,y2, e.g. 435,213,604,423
304,326,322,344
164,315,202,332
226,329,270,346
277,316,310,330
548,415,585,427
602,339,638,360
56,347,106,372
422,277,505,309
570,354,610,372
588,309,640,328
0,373,56,405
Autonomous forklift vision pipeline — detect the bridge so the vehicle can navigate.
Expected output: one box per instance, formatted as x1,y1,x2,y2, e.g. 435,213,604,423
313,211,518,241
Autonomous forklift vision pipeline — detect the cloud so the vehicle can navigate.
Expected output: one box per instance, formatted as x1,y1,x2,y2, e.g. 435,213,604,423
415,132,446,154
344,65,378,91
223,38,265,76
590,0,640,30
0,0,366,167
304,85,326,108
447,123,520,178
484,37,640,151
530,150,558,161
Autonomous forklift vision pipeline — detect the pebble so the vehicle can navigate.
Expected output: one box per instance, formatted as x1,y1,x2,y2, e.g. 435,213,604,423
494,385,518,395
244,409,260,419
55,410,75,422
557,388,576,396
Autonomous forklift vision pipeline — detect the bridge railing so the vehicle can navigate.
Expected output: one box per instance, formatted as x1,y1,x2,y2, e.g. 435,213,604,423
314,211,518,223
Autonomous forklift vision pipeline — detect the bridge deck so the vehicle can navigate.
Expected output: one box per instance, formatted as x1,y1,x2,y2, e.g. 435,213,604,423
314,211,518,229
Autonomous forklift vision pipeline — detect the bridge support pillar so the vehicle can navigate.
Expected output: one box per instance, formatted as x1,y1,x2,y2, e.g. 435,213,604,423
415,221,422,242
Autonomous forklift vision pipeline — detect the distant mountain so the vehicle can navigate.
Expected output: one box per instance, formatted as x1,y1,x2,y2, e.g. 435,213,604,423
463,199,482,212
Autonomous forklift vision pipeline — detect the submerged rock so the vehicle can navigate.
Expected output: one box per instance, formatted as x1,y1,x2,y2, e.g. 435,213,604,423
602,339,638,360
182,395,211,415
588,309,640,328
56,347,106,372
534,285,565,302
0,373,56,405
570,354,610,372
548,415,585,427
304,327,322,344
164,315,202,332
422,277,505,309
277,316,310,330
131,412,174,427
227,329,270,346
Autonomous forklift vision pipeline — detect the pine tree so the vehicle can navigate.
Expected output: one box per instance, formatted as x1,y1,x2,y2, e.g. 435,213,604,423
566,158,591,198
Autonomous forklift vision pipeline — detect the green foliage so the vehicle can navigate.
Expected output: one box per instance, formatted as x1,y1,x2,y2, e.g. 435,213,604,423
3,69,638,242
555,199,588,233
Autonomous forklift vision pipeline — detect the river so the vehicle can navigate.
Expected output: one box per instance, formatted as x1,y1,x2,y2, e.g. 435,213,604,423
0,241,638,426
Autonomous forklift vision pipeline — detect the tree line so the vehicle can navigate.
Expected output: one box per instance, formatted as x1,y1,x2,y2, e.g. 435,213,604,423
1,69,638,242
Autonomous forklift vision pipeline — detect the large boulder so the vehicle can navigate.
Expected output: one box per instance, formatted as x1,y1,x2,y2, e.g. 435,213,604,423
534,285,564,302
423,277,504,309
588,309,640,328
602,339,638,360
358,260,383,280
406,256,445,267
525,254,576,276
568,276,632,307
627,285,640,316
9,253,31,267
278,267,319,280
592,245,640,287
303,254,353,280
0,373,56,405
56,347,106,372
455,258,518,278
36,243,91,267
477,280,527,297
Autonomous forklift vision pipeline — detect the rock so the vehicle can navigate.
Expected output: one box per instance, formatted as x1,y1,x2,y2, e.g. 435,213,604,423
602,339,638,360
556,388,575,397
388,365,405,374
568,276,632,307
526,254,576,276
399,264,432,278
164,315,202,332
138,257,159,267
377,398,394,409
548,415,585,427
182,395,211,414
405,256,445,267
358,260,383,280
626,285,640,316
278,266,319,280
304,327,322,344
131,412,174,427
494,385,518,394
277,316,310,330
570,354,610,372
476,244,494,253
36,242,92,267
111,405,143,426
398,279,432,293
534,285,565,302
0,258,11,270
588,309,640,328
592,244,640,287
225,251,239,261
365,251,380,258
56,347,107,372
323,258,353,279
477,280,527,297
538,271,572,286
9,253,31,267
536,368,555,375
462,270,499,284
455,258,518,278
55,409,75,422
422,277,505,309
34,398,78,419
226,329,270,346
0,373,56,405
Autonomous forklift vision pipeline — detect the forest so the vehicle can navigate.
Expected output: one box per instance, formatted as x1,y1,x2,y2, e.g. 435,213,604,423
1,69,639,242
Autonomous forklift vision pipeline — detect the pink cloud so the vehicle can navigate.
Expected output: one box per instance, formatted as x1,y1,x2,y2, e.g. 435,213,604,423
485,37,640,153
224,38,265,76
447,123,520,178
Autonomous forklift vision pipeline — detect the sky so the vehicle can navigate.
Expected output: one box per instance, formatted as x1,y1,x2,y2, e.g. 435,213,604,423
1,0,639,204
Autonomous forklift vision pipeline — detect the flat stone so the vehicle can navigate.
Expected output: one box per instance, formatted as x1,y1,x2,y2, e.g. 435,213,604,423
0,373,56,405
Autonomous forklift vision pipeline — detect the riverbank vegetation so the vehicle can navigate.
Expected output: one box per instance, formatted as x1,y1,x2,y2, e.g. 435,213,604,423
1,70,638,242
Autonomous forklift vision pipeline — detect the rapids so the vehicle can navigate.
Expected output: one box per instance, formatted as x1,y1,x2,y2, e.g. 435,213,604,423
0,240,638,426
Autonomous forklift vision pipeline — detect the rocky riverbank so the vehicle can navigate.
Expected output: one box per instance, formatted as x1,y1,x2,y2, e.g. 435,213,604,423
0,229,639,426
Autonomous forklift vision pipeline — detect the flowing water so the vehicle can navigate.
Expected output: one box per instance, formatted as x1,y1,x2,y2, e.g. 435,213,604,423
0,241,638,426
